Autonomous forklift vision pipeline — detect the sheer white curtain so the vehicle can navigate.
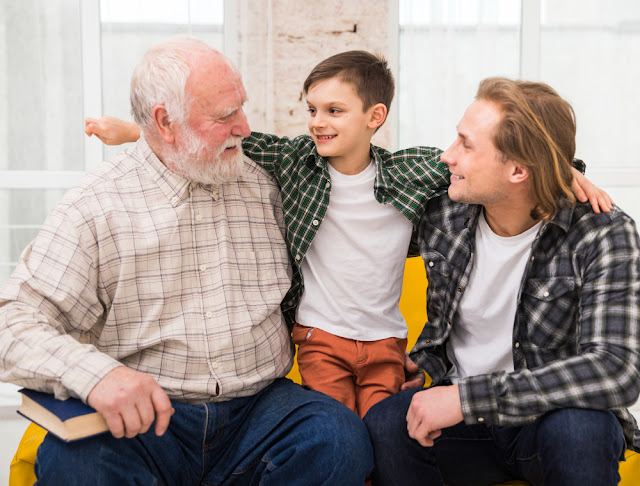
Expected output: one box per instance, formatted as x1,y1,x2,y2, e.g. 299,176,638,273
398,0,520,151
538,0,640,217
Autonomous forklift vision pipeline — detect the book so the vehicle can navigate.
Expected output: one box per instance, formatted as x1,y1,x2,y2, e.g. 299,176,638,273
17,388,109,442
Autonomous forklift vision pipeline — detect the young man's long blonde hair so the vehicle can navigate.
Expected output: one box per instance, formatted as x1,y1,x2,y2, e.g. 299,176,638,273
477,77,577,220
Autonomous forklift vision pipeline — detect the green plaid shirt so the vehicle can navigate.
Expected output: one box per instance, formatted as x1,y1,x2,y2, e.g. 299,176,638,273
242,132,449,326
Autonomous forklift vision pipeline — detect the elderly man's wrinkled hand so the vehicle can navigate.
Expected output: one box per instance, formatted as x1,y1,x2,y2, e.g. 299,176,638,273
87,366,174,439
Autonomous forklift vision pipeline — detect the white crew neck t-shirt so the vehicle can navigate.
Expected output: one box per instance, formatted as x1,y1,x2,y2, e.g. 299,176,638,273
296,160,413,340
446,211,542,382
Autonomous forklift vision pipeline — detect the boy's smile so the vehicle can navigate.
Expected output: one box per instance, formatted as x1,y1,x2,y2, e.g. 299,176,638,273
306,77,380,174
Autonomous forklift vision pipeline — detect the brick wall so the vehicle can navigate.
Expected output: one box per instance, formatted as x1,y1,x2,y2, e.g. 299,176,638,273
232,0,394,148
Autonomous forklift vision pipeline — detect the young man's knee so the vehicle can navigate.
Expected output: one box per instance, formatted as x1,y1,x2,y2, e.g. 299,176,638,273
364,389,416,434
537,408,624,458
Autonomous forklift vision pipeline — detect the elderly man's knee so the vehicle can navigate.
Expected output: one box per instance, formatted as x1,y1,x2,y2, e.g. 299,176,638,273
35,433,154,485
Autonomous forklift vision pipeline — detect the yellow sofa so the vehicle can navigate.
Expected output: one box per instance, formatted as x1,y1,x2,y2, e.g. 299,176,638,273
9,258,640,485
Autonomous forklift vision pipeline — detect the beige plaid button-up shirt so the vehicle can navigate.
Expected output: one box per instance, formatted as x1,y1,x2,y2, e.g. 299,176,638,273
0,139,294,403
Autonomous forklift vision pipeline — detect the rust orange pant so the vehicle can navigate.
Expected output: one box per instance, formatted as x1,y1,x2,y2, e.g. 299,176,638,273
292,323,408,418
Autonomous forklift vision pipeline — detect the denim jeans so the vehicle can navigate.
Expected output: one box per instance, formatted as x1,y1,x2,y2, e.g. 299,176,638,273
35,378,373,485
363,388,625,486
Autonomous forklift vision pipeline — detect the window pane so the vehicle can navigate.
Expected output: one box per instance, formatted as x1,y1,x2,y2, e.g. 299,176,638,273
398,0,521,150
0,188,67,285
0,0,84,171
100,0,225,160
539,0,640,168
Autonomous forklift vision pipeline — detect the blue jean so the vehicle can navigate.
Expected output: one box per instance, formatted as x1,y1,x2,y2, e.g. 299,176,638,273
363,388,625,486
35,378,373,485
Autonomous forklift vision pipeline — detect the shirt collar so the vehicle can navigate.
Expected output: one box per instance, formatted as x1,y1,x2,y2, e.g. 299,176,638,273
544,200,575,233
462,199,575,234
303,143,387,184
134,137,192,204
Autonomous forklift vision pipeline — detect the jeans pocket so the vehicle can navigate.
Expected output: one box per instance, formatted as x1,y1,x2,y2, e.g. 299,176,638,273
292,323,315,346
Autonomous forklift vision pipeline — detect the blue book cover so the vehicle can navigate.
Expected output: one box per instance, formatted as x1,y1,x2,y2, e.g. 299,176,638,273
17,388,109,442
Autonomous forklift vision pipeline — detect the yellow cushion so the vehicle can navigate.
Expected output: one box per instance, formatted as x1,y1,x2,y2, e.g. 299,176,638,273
9,258,640,485
9,422,46,486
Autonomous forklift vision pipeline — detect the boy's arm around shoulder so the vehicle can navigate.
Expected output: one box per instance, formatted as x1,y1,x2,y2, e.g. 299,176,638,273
382,145,450,197
241,132,314,181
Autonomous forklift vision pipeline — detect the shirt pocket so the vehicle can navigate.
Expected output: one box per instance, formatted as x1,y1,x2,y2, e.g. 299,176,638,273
520,277,578,350
424,255,454,320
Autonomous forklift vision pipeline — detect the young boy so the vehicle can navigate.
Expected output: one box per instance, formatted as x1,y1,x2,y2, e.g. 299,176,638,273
86,49,609,418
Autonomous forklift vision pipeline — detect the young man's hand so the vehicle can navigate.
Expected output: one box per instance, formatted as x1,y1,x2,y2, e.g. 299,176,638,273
401,352,426,390
406,385,463,447
85,116,141,146
87,366,174,439
570,167,614,214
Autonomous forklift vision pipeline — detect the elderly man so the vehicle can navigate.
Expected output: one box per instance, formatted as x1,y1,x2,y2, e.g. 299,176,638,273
0,38,372,485
364,78,640,485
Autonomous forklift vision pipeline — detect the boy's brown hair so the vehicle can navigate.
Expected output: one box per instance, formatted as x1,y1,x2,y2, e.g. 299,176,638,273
303,50,395,125
477,77,577,220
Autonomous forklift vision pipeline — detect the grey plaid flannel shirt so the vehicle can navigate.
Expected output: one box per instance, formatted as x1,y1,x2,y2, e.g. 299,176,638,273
412,195,640,452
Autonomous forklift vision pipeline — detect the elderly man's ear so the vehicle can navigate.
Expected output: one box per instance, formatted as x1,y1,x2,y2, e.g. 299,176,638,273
152,105,176,144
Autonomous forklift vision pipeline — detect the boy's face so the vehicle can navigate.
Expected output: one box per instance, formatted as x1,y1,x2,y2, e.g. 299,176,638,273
306,78,377,164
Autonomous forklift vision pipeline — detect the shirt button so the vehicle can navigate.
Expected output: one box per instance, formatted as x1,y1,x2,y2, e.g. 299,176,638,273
195,214,202,222
312,219,319,226
429,261,434,267
543,291,549,297
171,196,179,205
295,254,301,261
515,342,520,348
211,362,218,369
531,256,535,262
205,311,213,318
477,417,485,423
200,265,208,272
458,287,463,292
325,182,331,189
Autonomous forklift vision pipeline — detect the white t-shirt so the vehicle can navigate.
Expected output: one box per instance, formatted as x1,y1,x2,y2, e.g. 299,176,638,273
296,160,413,340
446,211,542,382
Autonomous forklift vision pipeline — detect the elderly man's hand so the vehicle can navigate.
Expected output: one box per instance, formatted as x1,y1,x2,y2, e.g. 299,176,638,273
87,366,174,439
401,352,426,390
406,385,463,447
85,116,140,146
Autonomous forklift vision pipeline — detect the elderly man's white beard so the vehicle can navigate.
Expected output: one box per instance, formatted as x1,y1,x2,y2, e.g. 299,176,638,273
164,127,244,185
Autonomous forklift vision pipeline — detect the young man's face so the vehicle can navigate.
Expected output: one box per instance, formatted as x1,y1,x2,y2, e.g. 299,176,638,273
167,52,251,184
441,99,513,206
306,77,376,163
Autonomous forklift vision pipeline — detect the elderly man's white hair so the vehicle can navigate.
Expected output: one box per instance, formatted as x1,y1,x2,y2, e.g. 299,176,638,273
130,37,230,132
